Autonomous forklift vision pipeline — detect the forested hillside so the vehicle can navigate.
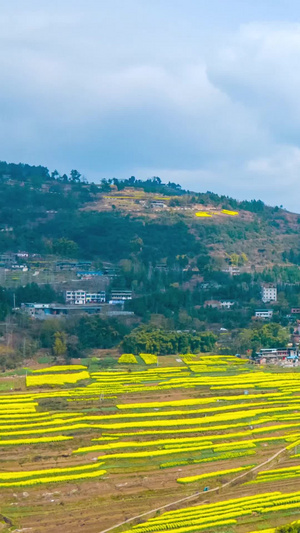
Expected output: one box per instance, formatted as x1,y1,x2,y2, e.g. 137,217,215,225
0,160,299,268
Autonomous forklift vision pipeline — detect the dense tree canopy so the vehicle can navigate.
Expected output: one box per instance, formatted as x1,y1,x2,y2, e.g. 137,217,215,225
121,326,216,355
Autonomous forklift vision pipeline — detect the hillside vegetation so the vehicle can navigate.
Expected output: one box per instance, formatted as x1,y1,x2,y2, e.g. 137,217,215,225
0,160,299,269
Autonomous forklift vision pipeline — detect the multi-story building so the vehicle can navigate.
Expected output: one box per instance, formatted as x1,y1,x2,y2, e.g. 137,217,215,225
65,290,106,304
109,290,132,303
85,291,106,303
261,284,277,303
255,309,273,319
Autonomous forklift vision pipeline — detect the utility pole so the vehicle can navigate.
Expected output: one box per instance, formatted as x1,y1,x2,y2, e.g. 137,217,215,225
5,319,8,346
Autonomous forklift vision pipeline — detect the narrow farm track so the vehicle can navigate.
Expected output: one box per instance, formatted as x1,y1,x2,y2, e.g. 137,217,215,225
99,443,291,533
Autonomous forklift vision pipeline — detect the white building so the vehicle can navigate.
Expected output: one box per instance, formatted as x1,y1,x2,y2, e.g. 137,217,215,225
261,285,277,303
151,201,167,209
220,301,235,309
110,290,132,302
222,266,240,276
255,309,273,319
65,290,106,305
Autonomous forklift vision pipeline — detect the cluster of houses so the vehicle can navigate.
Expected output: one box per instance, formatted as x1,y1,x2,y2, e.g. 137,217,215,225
254,347,299,366
21,289,133,320
254,284,277,321
56,261,118,278
203,284,278,319
0,253,120,280
0,251,31,271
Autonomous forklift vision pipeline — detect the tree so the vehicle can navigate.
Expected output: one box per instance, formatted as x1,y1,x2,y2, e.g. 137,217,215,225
176,255,189,269
66,335,80,359
52,238,79,258
197,254,210,271
130,237,143,253
39,319,63,349
121,325,216,355
52,332,67,358
230,253,240,266
74,315,128,350
0,345,19,371
239,252,248,265
51,170,60,180
90,183,99,195
15,283,58,306
69,169,81,183
100,178,111,192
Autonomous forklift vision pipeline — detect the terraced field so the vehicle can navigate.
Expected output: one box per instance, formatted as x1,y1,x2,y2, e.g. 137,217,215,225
1,356,300,532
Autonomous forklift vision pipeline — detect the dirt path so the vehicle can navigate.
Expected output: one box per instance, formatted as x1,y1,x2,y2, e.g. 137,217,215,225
99,443,291,533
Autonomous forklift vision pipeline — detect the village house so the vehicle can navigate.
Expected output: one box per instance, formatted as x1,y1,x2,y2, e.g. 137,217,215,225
56,260,92,272
220,301,235,309
222,266,241,276
151,201,167,209
204,300,221,309
255,309,274,319
21,302,103,319
76,270,104,279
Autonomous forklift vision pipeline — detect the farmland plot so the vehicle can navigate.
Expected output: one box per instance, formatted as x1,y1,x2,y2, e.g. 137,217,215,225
0,356,300,532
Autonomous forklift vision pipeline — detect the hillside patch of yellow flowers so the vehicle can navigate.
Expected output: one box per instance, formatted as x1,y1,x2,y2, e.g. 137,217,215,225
32,365,87,373
118,354,138,364
123,491,300,533
177,464,254,483
139,353,157,364
26,370,90,387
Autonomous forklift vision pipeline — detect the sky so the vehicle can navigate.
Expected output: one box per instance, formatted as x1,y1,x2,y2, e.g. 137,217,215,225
2,1,300,210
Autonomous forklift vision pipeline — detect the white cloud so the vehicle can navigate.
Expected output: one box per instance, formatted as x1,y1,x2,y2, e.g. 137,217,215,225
1,3,300,210
208,23,300,135
244,145,300,207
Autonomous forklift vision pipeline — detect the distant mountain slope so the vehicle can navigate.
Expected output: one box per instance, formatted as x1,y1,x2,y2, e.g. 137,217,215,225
0,160,299,269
